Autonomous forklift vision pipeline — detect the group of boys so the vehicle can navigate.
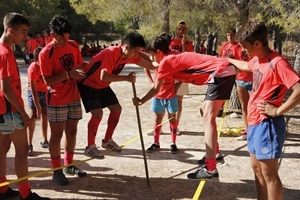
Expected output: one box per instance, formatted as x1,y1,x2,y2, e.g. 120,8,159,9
0,12,299,200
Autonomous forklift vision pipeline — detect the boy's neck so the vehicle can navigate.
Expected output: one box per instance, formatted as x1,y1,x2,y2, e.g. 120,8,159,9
257,47,272,59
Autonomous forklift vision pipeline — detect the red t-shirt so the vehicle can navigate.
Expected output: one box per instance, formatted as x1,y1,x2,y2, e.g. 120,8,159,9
157,52,231,85
220,42,252,82
27,62,47,92
82,46,141,89
45,36,53,45
0,43,24,114
26,39,38,54
247,51,300,126
36,37,45,47
39,40,83,105
169,38,193,52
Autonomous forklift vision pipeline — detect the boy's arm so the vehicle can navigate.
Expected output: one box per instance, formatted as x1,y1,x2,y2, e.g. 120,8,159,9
258,82,300,117
144,69,154,84
226,58,251,72
101,70,136,83
30,81,41,119
43,68,86,85
132,79,163,106
137,51,157,70
0,77,31,127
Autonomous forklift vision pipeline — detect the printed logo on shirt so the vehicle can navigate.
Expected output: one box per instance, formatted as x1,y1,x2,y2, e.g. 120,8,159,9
261,147,269,154
59,54,74,71
252,68,263,92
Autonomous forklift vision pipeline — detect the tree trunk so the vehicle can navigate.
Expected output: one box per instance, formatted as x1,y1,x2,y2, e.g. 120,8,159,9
161,0,170,33
229,0,250,110
194,28,200,53
294,47,300,74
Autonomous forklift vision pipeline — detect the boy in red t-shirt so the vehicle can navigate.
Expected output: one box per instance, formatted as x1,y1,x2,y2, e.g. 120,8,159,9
133,33,237,180
220,29,252,141
39,15,87,185
78,32,156,159
169,21,194,135
0,12,49,200
27,47,49,156
144,33,180,154
228,20,300,200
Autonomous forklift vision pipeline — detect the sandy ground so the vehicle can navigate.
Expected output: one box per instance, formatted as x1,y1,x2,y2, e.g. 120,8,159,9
4,59,300,200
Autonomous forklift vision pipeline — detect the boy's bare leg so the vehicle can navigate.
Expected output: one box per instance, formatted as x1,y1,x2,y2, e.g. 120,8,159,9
49,122,65,158
0,134,11,178
64,119,79,153
201,100,224,161
236,85,250,131
41,108,48,142
176,95,183,122
260,158,282,200
250,154,268,200
10,128,29,183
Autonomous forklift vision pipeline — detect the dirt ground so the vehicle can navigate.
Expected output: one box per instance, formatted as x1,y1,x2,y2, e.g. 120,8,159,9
4,59,300,200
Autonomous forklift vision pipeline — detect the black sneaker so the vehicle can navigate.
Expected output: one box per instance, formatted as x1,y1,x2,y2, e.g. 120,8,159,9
28,145,33,156
63,165,87,177
52,170,69,185
146,143,160,153
197,153,224,165
170,144,178,154
0,187,19,199
20,192,50,200
187,165,219,180
40,141,49,148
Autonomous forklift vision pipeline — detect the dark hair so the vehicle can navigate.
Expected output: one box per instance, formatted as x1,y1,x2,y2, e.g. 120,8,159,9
123,32,145,48
227,28,236,34
49,15,72,36
146,33,171,54
43,29,50,35
236,19,268,47
3,12,30,30
33,47,42,61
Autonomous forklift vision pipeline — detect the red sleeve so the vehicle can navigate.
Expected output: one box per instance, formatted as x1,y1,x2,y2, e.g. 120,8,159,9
27,62,37,81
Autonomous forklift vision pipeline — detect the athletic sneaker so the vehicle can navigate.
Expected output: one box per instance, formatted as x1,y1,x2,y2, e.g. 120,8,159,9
236,132,247,141
52,169,69,185
40,141,49,148
170,144,178,154
63,165,87,177
0,187,19,199
101,139,122,152
147,129,164,136
187,165,219,180
146,143,160,153
197,153,224,165
20,192,50,200
28,145,33,156
84,144,105,159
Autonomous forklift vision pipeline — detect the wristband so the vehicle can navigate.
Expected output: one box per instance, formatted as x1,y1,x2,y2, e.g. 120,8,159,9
66,71,70,79
275,108,278,117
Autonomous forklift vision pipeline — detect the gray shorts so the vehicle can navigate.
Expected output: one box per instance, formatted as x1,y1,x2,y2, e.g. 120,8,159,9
0,112,24,134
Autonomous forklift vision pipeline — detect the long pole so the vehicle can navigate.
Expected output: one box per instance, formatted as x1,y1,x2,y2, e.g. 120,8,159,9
132,82,150,186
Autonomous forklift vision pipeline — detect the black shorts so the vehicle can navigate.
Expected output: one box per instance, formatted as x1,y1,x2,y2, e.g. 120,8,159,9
77,82,119,112
205,75,236,100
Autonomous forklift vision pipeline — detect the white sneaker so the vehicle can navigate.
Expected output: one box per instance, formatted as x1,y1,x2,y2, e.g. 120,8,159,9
102,139,122,152
236,132,247,141
84,144,105,159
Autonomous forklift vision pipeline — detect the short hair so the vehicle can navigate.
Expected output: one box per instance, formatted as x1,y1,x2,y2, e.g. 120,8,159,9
3,12,30,30
123,32,145,48
236,19,268,47
146,33,171,54
227,28,236,34
33,47,42,61
49,15,72,36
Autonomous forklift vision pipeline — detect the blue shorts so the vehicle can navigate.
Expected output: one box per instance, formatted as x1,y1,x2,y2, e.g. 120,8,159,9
236,80,252,91
247,116,286,160
27,90,47,109
151,96,178,114
0,112,24,134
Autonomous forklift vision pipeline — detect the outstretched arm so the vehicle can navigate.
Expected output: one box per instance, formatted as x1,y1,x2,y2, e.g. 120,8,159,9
136,51,158,70
226,58,251,72
133,79,163,106
101,70,136,83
